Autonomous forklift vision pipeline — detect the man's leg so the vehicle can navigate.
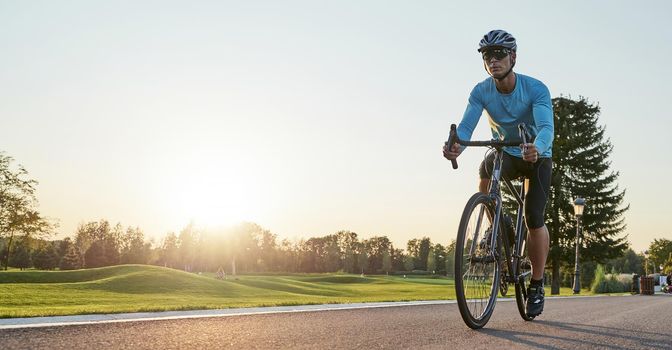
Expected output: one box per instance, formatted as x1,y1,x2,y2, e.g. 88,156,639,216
523,159,552,317
527,225,549,280
479,179,489,194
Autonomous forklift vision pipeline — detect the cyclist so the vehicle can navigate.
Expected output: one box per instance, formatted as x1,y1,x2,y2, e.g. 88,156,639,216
443,29,554,317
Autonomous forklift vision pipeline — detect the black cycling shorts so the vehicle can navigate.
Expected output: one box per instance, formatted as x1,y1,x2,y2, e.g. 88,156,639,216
478,151,552,230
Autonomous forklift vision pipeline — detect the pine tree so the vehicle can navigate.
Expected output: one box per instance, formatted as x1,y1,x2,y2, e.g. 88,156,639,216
59,244,82,270
546,96,629,294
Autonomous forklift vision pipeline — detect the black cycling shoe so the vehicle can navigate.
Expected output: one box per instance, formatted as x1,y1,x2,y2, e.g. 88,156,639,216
526,284,545,317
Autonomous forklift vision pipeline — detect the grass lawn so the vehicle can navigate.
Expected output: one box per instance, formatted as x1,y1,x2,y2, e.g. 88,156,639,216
0,265,594,318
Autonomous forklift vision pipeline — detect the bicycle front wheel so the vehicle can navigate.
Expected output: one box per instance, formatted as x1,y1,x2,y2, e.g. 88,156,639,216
454,193,500,329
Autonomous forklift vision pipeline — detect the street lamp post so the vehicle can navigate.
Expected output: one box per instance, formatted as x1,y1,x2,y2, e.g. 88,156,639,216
644,250,649,276
573,198,586,294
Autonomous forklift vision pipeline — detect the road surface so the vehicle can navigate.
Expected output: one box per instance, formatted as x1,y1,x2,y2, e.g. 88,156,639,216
1,295,670,349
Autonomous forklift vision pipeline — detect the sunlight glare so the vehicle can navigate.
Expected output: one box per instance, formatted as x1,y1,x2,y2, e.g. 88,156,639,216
171,161,263,228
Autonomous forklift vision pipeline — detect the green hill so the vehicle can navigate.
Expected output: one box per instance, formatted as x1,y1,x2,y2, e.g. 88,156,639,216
0,265,460,318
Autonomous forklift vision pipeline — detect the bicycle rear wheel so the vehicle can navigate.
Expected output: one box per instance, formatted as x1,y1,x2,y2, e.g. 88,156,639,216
454,193,500,329
514,228,535,321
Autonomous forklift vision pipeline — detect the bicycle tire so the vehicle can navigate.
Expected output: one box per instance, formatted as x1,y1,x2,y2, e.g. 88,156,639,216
454,192,500,329
514,228,535,321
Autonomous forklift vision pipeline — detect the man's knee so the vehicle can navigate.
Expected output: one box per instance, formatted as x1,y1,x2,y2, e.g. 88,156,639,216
527,224,547,234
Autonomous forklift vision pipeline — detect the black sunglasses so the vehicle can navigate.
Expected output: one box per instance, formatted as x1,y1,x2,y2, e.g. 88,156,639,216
482,48,510,61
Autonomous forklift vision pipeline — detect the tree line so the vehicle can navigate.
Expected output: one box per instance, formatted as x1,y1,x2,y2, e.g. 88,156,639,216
3,216,668,291
1,219,457,276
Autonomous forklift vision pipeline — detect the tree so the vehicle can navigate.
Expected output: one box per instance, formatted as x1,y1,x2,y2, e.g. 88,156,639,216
300,235,339,273
257,229,279,272
84,241,106,268
32,244,59,270
604,248,643,275
391,248,405,272
322,236,341,273
74,220,121,267
403,255,414,271
159,232,179,268
661,253,672,275
120,226,149,264
357,243,368,274
445,240,456,278
406,239,420,270
426,247,436,274
336,231,359,273
407,237,431,271
382,248,392,275
363,236,392,273
60,244,82,270
56,238,72,263
544,97,629,294
177,222,198,272
432,243,447,275
0,152,52,270
224,222,263,274
9,239,31,269
278,238,300,272
647,238,672,272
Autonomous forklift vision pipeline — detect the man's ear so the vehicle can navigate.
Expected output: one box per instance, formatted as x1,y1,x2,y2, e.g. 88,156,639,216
510,51,517,66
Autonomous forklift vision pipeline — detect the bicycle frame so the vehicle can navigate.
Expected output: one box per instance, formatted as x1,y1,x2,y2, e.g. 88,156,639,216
470,148,528,285
448,123,532,286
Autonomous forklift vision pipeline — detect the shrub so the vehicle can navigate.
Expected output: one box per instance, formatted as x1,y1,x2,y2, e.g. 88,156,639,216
591,265,630,293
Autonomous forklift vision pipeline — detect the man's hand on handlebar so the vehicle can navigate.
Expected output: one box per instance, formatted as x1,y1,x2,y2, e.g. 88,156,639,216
521,143,539,163
443,143,462,160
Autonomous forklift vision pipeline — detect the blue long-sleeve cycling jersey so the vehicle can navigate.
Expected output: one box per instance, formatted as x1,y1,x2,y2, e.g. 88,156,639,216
456,73,554,158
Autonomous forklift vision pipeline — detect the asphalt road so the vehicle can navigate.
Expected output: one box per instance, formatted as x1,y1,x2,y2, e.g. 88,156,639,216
1,295,670,349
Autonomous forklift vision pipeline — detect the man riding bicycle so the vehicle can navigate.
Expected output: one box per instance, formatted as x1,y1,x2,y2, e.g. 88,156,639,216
443,29,554,317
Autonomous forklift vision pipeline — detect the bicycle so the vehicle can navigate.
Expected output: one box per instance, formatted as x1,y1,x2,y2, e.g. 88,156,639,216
446,123,535,329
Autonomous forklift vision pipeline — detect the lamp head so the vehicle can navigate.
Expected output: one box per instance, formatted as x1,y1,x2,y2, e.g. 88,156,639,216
573,198,586,217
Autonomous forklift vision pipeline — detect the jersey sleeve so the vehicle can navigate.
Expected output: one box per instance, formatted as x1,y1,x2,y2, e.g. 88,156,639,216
455,85,484,145
532,83,554,155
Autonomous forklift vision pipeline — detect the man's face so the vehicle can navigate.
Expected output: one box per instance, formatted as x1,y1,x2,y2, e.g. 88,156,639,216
482,48,515,79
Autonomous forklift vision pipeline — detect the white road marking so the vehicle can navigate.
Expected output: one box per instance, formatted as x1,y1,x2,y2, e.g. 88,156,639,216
0,294,629,330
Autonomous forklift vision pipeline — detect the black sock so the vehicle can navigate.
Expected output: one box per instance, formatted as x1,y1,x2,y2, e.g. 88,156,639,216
531,278,543,287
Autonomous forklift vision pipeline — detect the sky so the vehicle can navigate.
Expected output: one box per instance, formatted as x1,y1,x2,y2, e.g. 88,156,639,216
1,1,671,252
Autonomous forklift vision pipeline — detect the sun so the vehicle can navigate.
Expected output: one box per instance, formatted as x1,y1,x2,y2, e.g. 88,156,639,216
156,161,263,228
150,150,269,231
172,171,261,229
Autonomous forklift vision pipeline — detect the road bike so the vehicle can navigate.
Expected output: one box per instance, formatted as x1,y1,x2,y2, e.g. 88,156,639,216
446,123,535,329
